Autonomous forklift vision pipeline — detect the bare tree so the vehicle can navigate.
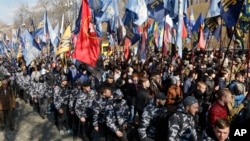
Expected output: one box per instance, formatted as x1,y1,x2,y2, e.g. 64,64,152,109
38,0,51,10
13,3,33,28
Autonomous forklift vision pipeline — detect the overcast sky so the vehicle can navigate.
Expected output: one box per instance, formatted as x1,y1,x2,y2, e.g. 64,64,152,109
0,0,38,24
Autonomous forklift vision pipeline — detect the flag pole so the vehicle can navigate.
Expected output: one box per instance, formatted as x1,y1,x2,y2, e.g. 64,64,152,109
188,8,194,70
160,16,167,74
246,29,250,98
229,38,236,83
218,18,223,71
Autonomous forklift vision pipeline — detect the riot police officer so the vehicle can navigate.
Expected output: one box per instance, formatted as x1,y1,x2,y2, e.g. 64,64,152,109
53,75,70,135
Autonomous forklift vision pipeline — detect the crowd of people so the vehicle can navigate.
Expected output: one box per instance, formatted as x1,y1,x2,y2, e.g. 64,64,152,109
0,48,250,141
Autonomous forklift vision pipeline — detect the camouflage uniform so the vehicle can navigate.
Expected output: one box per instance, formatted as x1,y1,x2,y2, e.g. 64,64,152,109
35,80,48,118
202,127,230,141
92,95,113,141
29,80,40,112
75,89,96,140
53,85,70,131
138,103,168,141
69,87,82,114
17,73,31,103
68,86,82,136
168,104,198,141
0,64,9,76
106,98,129,141
75,89,96,119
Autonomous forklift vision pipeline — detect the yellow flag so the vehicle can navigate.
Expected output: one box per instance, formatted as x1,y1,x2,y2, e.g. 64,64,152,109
56,25,71,55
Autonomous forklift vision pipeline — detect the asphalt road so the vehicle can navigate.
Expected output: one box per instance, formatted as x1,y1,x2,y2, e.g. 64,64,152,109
0,98,74,141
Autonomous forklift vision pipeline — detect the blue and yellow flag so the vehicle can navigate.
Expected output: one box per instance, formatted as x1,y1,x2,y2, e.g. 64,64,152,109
147,0,165,22
239,1,250,32
221,0,244,27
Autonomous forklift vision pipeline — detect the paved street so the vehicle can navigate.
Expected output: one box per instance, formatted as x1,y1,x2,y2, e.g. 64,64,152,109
0,98,73,141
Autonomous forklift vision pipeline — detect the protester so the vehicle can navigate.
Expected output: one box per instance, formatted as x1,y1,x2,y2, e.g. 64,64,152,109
202,118,230,141
228,72,245,95
183,70,197,97
75,81,96,140
53,75,70,135
0,80,16,131
218,70,229,90
191,81,207,131
208,88,232,128
137,91,167,141
204,69,218,104
168,96,199,141
227,83,248,123
123,72,139,123
35,76,49,119
68,81,82,136
92,85,113,141
135,77,151,121
166,76,183,112
106,89,129,141
31,66,41,82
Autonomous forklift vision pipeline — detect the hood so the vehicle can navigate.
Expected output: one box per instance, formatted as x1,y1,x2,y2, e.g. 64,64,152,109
176,103,189,114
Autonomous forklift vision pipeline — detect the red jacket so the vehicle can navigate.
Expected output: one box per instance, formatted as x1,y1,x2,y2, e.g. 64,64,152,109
208,101,229,127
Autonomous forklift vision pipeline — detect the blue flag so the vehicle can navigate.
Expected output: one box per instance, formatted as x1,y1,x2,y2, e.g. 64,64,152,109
34,11,49,42
191,13,204,45
221,0,244,27
165,0,176,18
21,29,41,66
245,1,250,16
206,0,220,18
147,0,165,22
89,0,104,10
28,19,35,36
213,24,221,41
122,10,140,45
192,13,204,33
0,41,8,57
53,23,60,48
95,22,103,37
0,41,4,55
94,0,119,23
73,3,82,35
126,0,148,25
